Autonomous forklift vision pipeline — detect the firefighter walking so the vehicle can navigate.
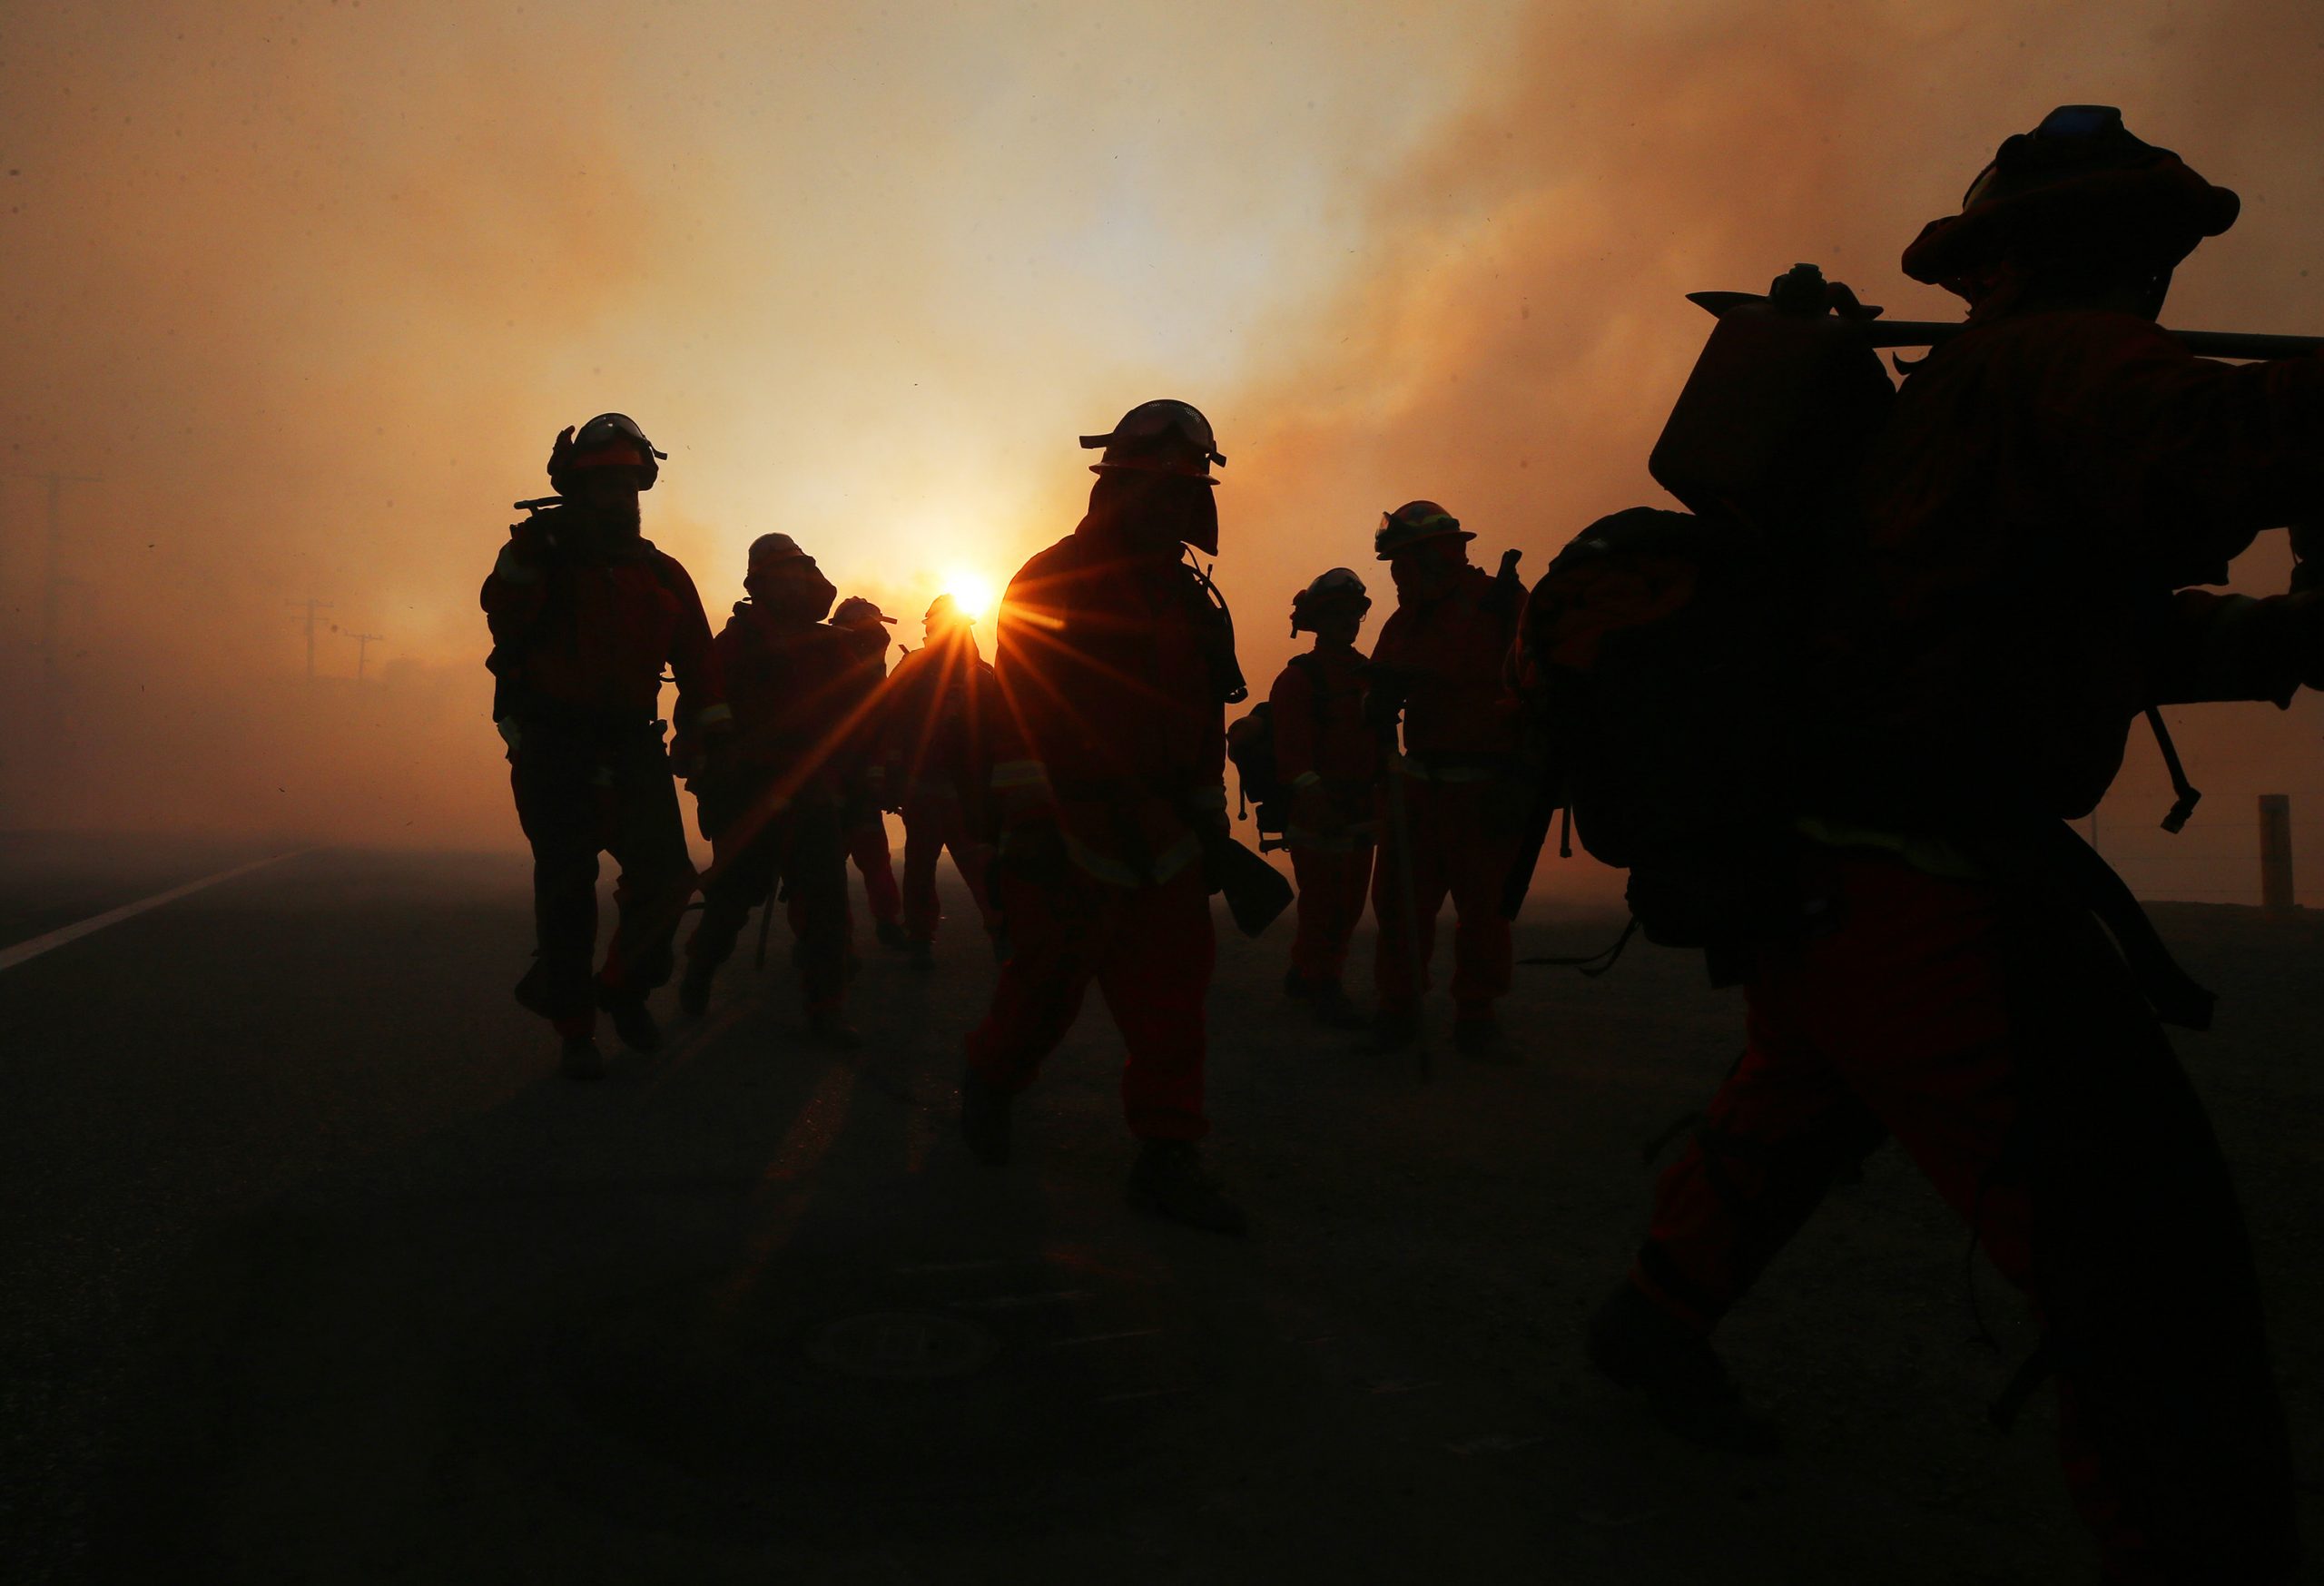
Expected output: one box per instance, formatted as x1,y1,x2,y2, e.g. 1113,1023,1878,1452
1271,569,1380,1029
830,595,911,951
881,594,1000,962
482,414,730,1079
1587,107,2316,1582
960,399,1249,1233
677,534,874,1048
1366,502,1527,1058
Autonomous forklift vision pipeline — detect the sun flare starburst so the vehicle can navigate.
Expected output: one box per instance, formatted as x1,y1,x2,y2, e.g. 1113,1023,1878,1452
943,569,998,625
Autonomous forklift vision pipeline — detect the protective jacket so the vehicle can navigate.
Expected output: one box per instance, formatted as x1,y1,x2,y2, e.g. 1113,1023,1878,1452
1270,647,1379,789
1371,565,1522,763
989,518,1230,886
713,601,872,794
481,527,727,740
882,635,998,794
482,518,722,1039
1827,311,2324,825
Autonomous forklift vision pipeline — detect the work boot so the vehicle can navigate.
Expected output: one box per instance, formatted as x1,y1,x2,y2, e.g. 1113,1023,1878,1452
1362,1005,1421,1053
1125,1140,1248,1236
959,1065,1012,1166
875,919,911,951
1587,1281,1777,1454
596,985,663,1052
677,960,715,1018
1310,981,1370,1031
807,1010,862,1051
558,1035,607,1081
1453,1007,1513,1062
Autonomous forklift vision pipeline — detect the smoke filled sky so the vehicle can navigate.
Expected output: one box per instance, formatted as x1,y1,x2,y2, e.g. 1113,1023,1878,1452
5,0,2321,893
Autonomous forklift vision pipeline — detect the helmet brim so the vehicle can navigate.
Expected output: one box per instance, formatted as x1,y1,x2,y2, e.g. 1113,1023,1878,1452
1374,527,1474,562
1903,160,2240,286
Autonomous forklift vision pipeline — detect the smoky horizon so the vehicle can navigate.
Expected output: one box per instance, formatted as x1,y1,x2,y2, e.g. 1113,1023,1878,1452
5,0,2321,903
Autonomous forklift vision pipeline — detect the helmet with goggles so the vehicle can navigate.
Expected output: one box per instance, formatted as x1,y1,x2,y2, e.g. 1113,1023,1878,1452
1373,500,1471,561
1080,399,1226,484
1290,567,1371,634
547,412,667,492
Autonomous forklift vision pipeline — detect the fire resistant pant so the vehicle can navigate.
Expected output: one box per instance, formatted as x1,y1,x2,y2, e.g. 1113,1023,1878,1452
848,813,903,928
1372,777,1519,1014
686,792,852,1015
964,860,1212,1141
1630,850,2296,1584
1287,842,1374,989
508,718,694,1039
901,784,997,943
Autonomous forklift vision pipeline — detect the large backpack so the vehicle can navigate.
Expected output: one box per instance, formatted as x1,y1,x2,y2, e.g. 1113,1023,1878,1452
1512,507,1814,954
1509,267,1896,959
1512,267,2215,1022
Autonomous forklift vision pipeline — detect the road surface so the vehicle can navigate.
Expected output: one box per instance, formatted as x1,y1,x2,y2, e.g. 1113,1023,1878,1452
3,835,2319,1582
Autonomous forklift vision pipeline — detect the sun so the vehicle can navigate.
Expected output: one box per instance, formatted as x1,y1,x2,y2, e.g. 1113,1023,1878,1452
943,569,999,624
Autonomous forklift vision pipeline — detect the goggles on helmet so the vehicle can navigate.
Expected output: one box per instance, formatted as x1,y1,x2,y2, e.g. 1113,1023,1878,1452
554,411,668,490
1079,399,1226,468
574,412,667,461
1379,504,1463,539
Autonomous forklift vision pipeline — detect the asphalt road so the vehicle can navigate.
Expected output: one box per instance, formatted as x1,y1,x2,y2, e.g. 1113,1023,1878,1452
3,840,2319,1583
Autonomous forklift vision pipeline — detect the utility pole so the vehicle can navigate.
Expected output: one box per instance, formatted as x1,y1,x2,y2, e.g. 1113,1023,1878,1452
5,472,102,681
2259,794,2294,914
285,597,335,682
348,631,385,681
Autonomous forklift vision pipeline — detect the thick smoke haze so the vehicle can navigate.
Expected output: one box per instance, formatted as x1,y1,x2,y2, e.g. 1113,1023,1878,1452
4,0,2319,901
1220,0,2324,905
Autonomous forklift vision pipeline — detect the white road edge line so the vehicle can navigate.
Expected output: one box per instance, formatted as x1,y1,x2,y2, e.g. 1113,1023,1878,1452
0,850,313,973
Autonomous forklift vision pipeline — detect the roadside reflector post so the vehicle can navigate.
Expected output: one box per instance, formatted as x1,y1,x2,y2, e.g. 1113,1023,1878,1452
2259,794,2295,914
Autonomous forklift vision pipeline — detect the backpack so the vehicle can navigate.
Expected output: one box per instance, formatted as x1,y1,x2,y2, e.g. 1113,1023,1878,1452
1512,268,2211,1015
1503,268,1898,960
1226,654,1324,845
1512,507,1814,956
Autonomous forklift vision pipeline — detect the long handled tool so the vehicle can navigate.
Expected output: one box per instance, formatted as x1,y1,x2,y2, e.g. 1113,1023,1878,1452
1379,706,1432,1082
1688,291,2320,361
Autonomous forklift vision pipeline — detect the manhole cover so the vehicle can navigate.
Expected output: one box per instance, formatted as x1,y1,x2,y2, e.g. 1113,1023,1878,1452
806,1312,998,1381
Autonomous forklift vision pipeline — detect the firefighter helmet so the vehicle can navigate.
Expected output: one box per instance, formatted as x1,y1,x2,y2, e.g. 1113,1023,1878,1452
1290,567,1371,634
832,596,898,631
1080,399,1226,484
548,412,666,492
744,533,835,623
1374,501,1470,561
747,532,808,566
1903,105,2240,291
